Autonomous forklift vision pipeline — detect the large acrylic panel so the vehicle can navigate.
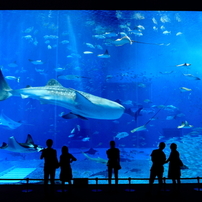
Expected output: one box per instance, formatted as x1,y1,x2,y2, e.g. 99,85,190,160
0,10,201,184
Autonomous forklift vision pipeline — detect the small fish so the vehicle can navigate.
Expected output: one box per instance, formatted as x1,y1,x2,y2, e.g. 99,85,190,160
95,45,103,50
82,137,90,142
68,134,74,138
35,68,44,73
22,35,33,40
180,87,192,92
103,32,117,38
162,30,171,35
8,61,18,68
153,26,158,31
144,99,152,103
166,115,176,120
131,125,147,133
33,38,38,46
138,83,146,88
136,25,145,30
45,40,50,44
83,51,93,54
5,76,20,83
43,35,58,39
71,125,80,134
60,40,69,44
85,43,95,49
152,17,158,24
97,50,110,58
160,25,165,30
92,35,105,39
47,45,52,49
177,121,193,129
29,59,44,65
106,75,113,80
114,132,129,140
54,67,65,72
57,75,90,80
183,74,200,80
160,15,170,23
24,27,34,33
176,32,183,36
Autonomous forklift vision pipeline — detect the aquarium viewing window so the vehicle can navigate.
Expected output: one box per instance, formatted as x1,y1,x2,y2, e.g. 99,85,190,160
0,10,201,184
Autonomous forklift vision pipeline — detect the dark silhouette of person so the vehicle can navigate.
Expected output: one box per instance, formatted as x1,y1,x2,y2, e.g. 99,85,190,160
149,142,166,192
40,139,59,193
165,143,183,192
59,146,77,192
106,140,121,185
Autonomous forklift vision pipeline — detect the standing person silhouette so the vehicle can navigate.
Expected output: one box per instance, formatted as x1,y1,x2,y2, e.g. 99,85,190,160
106,140,121,185
59,146,77,192
166,143,183,192
149,142,166,192
40,139,59,193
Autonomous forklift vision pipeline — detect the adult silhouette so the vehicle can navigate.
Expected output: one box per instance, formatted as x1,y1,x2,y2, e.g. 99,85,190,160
106,140,121,185
166,143,183,192
149,142,166,192
59,146,77,191
40,139,59,193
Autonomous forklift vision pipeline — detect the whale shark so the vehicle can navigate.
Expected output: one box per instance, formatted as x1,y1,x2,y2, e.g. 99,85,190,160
0,69,125,120
0,134,44,153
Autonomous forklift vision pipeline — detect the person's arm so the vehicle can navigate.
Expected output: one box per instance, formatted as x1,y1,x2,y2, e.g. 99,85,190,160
40,150,45,159
70,154,77,163
106,149,109,159
165,153,170,163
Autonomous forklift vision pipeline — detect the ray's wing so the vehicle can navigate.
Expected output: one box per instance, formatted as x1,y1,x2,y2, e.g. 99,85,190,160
7,136,26,152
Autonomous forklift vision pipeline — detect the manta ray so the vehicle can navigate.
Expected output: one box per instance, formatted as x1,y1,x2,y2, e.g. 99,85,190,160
84,148,98,155
0,134,44,153
0,69,125,120
0,111,22,130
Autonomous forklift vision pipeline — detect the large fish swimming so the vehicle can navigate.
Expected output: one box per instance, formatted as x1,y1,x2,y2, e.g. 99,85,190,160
0,111,22,130
0,69,125,120
0,134,43,153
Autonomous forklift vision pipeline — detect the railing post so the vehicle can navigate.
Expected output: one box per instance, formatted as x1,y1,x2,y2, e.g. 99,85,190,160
95,177,98,185
197,176,200,191
163,177,166,191
128,177,131,192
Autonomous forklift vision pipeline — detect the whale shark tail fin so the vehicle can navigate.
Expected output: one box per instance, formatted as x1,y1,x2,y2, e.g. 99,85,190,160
115,99,143,121
125,107,143,121
0,69,12,101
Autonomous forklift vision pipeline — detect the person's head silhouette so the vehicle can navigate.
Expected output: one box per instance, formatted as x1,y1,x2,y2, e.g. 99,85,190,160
62,145,68,154
46,139,53,148
170,143,177,150
159,142,165,150
110,140,115,148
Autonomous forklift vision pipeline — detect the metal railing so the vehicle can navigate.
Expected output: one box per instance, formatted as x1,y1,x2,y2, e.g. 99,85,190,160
0,177,201,185
0,177,202,193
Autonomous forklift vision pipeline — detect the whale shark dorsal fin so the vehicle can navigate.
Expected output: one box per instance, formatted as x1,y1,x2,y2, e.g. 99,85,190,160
25,134,34,144
74,90,94,107
46,79,63,87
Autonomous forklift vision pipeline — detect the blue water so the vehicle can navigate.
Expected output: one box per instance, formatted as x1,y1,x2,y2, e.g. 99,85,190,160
0,10,201,184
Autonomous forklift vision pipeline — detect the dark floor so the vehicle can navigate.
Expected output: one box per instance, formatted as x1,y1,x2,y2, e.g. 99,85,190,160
1,183,202,202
